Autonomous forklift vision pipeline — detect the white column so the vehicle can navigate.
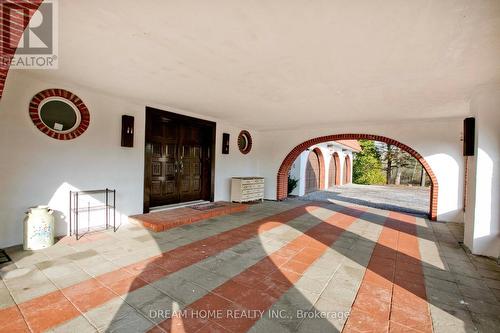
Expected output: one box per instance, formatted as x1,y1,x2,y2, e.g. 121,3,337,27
465,87,500,257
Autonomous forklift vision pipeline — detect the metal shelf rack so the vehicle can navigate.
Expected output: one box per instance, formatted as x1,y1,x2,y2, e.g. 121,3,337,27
69,189,116,240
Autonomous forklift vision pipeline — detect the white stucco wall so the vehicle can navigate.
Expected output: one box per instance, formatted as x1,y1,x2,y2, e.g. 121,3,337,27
464,87,500,258
0,72,261,248
258,118,465,223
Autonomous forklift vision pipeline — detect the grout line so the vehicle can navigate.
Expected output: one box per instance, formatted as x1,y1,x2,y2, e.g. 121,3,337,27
386,218,400,333
294,210,375,330
37,264,100,332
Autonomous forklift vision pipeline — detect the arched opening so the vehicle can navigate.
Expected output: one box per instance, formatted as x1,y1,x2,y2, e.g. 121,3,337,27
304,148,325,193
328,152,340,187
343,155,352,184
305,150,320,193
277,134,439,220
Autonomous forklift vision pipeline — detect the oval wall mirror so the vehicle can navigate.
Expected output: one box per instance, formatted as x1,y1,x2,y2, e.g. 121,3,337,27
238,130,252,154
39,99,79,132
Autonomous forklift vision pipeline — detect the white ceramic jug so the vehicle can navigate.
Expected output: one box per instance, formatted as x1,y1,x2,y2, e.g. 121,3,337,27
24,206,55,250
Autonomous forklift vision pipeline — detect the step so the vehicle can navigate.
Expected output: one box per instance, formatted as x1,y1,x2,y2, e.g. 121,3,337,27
129,201,248,232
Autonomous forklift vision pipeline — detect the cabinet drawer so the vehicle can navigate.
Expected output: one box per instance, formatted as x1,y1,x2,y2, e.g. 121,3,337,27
241,194,263,201
242,190,263,196
241,184,264,190
241,179,264,185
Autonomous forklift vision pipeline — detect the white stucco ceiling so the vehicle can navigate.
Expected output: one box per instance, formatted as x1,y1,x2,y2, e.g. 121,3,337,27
21,0,500,130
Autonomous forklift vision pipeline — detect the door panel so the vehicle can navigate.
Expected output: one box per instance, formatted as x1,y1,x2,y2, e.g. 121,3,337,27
344,156,351,184
179,144,203,202
328,156,337,187
305,151,320,193
149,142,179,206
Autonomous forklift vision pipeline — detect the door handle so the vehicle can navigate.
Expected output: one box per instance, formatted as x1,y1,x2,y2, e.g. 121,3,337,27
179,161,184,174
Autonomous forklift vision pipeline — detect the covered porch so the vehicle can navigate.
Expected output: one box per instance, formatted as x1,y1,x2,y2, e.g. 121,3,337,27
1,1,500,332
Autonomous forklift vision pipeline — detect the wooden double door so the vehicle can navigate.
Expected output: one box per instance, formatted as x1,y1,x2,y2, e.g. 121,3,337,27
144,108,215,212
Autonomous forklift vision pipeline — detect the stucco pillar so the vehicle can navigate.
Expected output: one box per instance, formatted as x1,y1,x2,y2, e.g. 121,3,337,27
464,87,500,258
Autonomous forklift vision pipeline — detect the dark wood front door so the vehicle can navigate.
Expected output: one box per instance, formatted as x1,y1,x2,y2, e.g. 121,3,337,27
144,108,215,212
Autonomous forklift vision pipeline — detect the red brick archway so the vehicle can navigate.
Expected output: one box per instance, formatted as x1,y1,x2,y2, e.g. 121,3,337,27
0,0,43,99
277,134,439,220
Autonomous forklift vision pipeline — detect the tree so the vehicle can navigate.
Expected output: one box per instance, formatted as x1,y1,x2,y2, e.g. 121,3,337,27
385,144,392,184
379,143,414,185
288,174,299,194
353,140,386,185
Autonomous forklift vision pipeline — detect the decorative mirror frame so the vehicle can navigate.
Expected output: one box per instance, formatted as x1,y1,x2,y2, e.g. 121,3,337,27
29,89,90,140
237,130,253,154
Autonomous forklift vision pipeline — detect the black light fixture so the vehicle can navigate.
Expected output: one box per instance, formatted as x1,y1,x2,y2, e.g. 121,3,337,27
463,117,475,156
121,115,134,147
222,133,230,154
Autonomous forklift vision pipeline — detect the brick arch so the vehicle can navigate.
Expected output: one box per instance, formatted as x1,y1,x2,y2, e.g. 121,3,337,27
0,1,44,99
277,134,439,220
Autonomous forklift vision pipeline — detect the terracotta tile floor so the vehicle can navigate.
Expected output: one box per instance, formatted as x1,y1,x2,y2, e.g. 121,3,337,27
1,201,500,333
129,202,248,232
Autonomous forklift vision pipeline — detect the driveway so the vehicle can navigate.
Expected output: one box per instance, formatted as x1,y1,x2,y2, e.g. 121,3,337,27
0,201,499,332
299,184,430,216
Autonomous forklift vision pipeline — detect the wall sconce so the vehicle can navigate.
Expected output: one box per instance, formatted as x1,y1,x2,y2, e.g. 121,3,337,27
463,117,475,156
222,133,230,154
121,115,134,147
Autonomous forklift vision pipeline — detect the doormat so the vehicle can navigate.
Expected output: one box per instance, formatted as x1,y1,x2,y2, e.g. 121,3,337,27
190,202,226,211
0,249,12,265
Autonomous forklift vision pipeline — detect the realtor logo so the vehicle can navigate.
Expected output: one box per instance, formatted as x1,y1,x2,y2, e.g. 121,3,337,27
1,0,58,69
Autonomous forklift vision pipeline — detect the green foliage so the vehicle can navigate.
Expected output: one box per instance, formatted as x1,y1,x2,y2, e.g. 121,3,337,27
353,140,386,185
288,174,299,194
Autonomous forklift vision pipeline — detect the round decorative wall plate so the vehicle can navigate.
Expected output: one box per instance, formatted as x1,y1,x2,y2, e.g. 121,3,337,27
238,130,252,154
29,89,90,140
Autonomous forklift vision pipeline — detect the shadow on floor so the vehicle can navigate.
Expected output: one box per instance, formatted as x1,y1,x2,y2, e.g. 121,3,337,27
103,202,482,332
4,201,498,332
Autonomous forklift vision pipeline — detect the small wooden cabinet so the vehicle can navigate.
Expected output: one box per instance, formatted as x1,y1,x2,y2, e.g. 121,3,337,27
231,177,265,203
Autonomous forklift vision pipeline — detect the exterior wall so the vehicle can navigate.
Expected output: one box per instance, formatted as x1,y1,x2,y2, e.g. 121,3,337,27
464,86,500,257
289,143,354,196
259,118,465,223
0,71,261,248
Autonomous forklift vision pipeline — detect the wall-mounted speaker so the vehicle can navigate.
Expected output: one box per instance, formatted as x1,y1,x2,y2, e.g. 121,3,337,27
222,133,230,154
463,117,475,156
121,115,134,147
